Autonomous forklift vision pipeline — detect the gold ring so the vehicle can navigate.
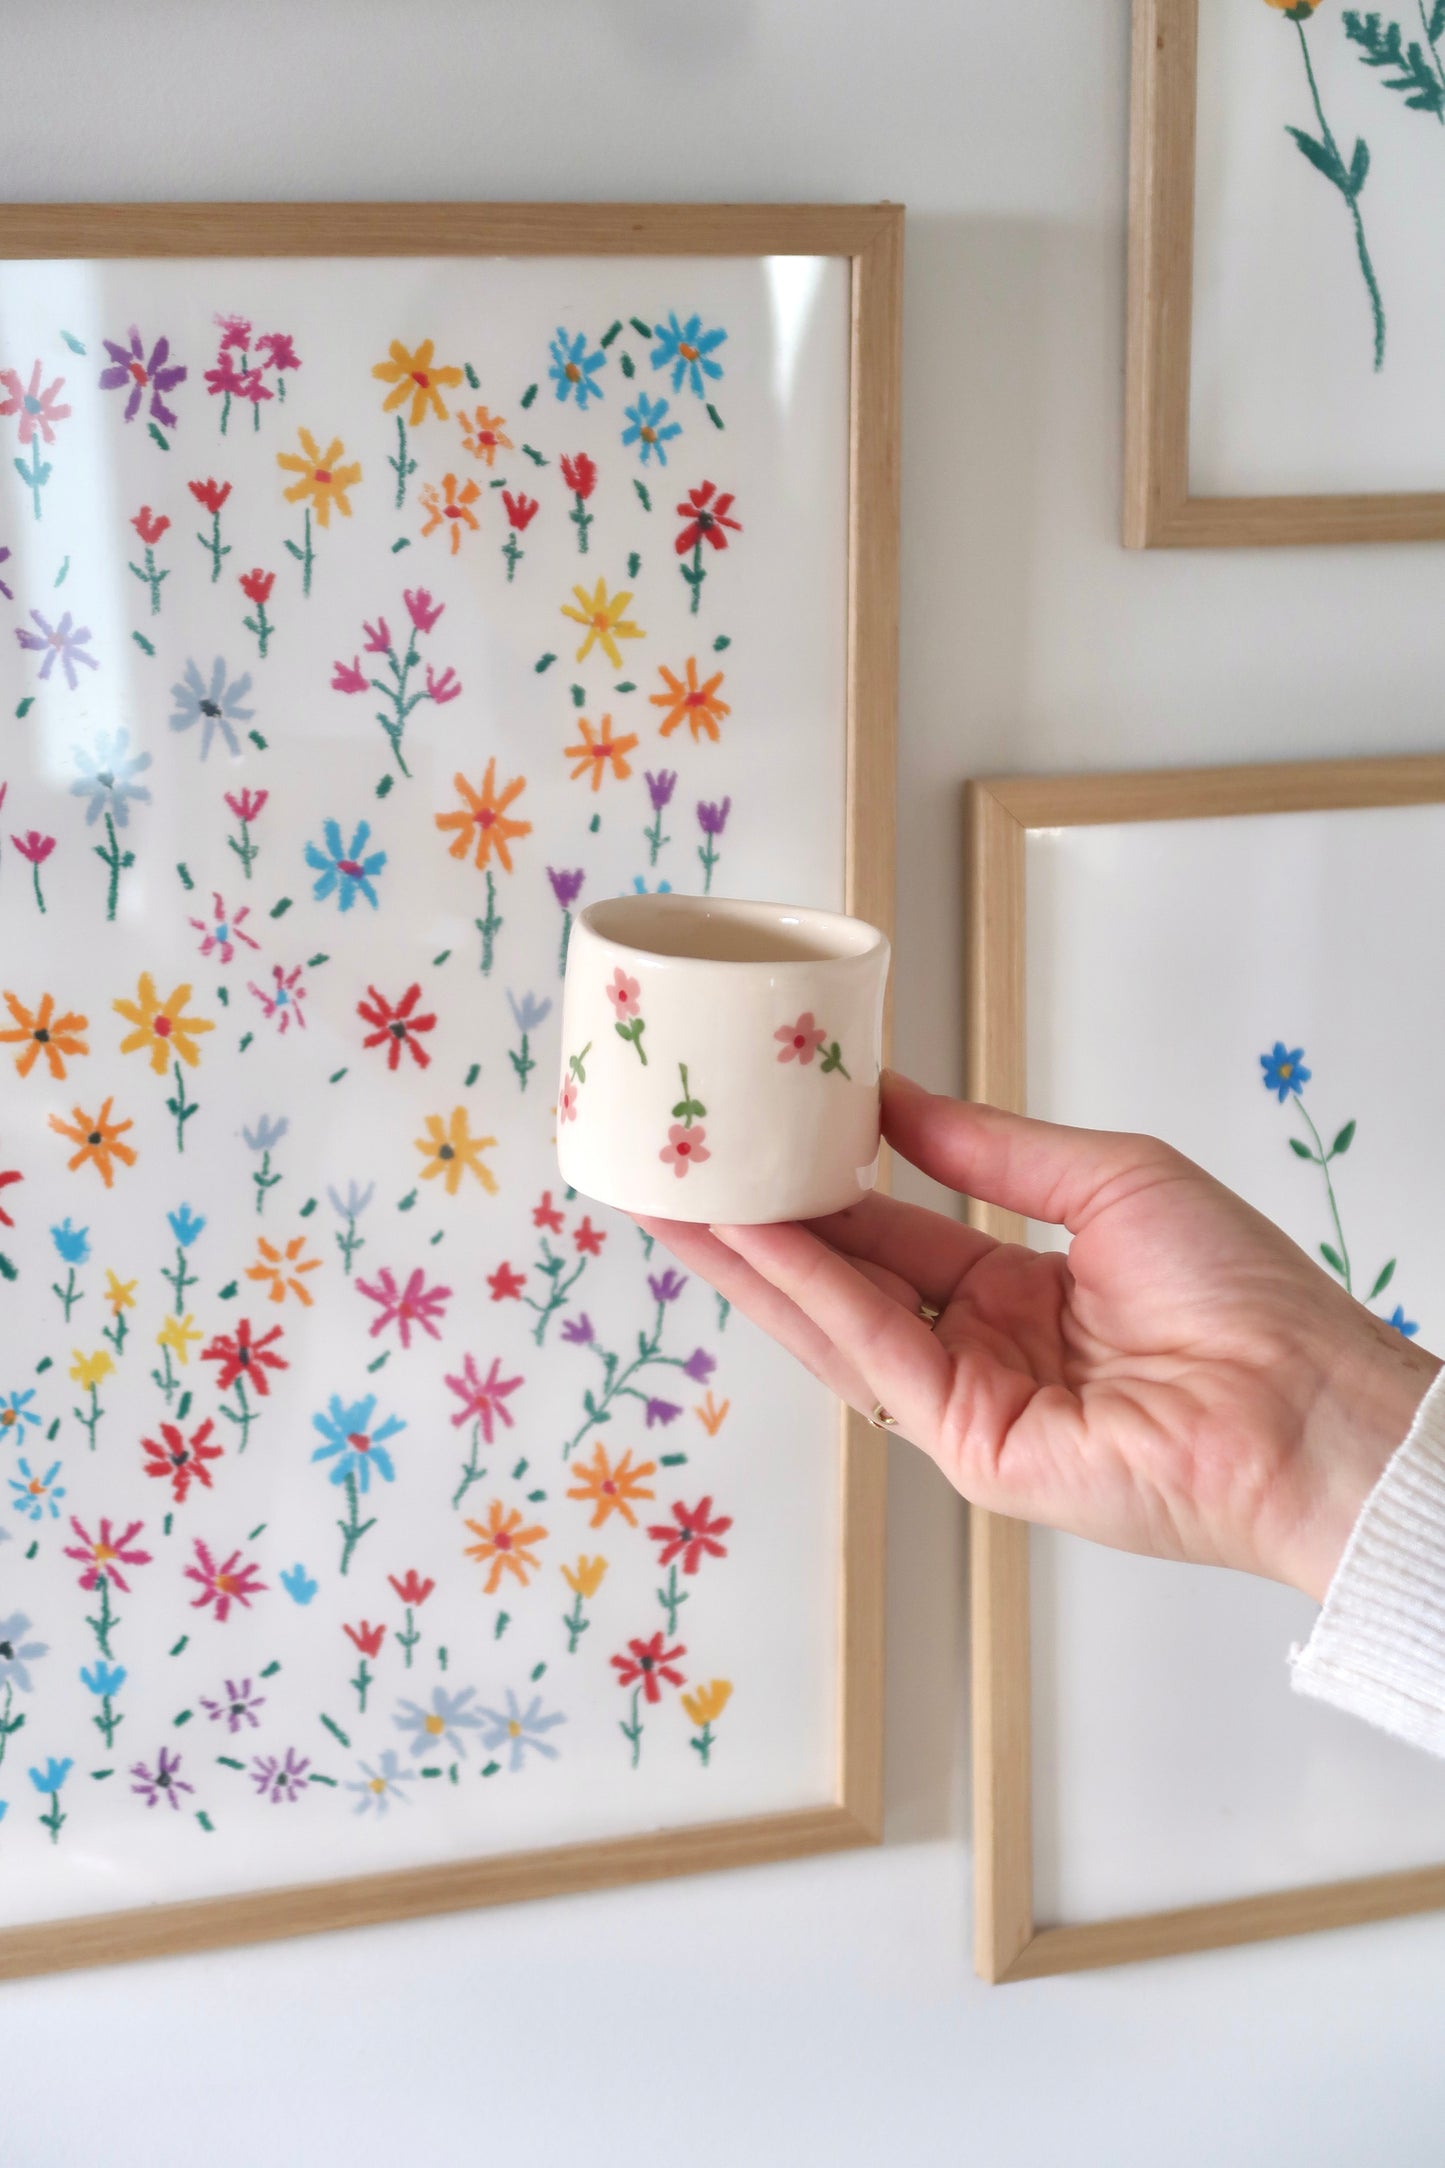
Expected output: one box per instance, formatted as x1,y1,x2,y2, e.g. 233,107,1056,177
918,1301,941,1324
869,1403,898,1430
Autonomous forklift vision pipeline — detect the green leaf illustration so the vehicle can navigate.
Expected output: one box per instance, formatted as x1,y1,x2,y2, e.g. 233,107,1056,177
1369,1257,1397,1300
1331,1119,1356,1156
1343,12,1445,117
1348,137,1371,196
1289,1137,1316,1160
1320,1242,1348,1278
1286,125,1346,190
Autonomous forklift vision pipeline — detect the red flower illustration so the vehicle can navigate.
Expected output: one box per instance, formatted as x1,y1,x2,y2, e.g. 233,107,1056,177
131,506,170,545
611,1632,686,1704
357,1264,452,1348
502,488,539,530
331,657,367,694
560,452,597,500
239,567,275,606
0,1164,21,1228
647,1496,733,1575
404,586,444,633
201,1316,288,1397
64,1515,151,1593
357,982,437,1072
388,1569,436,1607
224,787,268,825
12,830,55,865
344,1620,386,1657
142,1419,223,1505
532,1190,565,1234
425,664,461,704
675,480,741,556
573,1216,605,1256
443,1353,523,1439
188,476,232,515
363,616,391,654
487,1260,526,1301
184,1537,266,1622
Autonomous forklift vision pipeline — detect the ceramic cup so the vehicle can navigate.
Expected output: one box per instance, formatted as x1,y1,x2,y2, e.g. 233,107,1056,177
555,893,890,1224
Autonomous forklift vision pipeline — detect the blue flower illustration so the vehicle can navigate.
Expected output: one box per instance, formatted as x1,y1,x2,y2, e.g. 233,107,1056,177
15,610,99,692
548,327,606,410
1388,1305,1420,1338
311,1394,403,1491
506,989,553,1034
393,1685,484,1759
169,656,255,761
80,1660,126,1697
327,1179,374,1221
650,310,728,398
70,730,152,828
28,1757,72,1796
305,818,387,912
621,392,682,467
0,1613,48,1689
1260,1042,1311,1102
0,1389,41,1438
632,876,673,895
9,1459,64,1522
243,1114,289,1154
279,1562,319,1605
346,1747,417,1816
167,1203,206,1248
477,1689,566,1771
48,1219,90,1265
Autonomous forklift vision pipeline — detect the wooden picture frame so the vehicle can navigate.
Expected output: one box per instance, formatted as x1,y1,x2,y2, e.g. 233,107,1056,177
0,201,901,1982
1124,0,1445,547
967,753,1445,1981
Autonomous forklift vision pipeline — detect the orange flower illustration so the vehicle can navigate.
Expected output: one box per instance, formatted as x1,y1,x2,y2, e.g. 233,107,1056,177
458,404,512,466
564,714,639,792
49,1098,137,1188
372,339,464,427
694,1391,731,1438
435,760,532,873
113,972,214,1074
277,427,362,527
416,1106,499,1196
419,473,481,556
463,1498,549,1594
566,1443,657,1530
246,1233,321,1306
560,578,644,669
651,657,730,744
1,990,89,1080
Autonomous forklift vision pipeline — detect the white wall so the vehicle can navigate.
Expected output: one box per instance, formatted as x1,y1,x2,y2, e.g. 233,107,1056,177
6,4,1445,2160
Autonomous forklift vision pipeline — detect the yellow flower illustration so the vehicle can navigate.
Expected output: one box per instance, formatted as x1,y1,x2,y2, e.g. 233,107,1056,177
651,658,730,745
69,1349,113,1393
561,1555,608,1599
458,404,512,465
372,339,464,427
1,990,89,1080
560,578,644,670
103,1270,137,1316
277,427,362,527
682,1679,732,1729
156,1312,202,1366
113,973,215,1074
566,1444,656,1529
564,715,639,792
416,1106,499,1196
247,1233,322,1306
463,1499,548,1594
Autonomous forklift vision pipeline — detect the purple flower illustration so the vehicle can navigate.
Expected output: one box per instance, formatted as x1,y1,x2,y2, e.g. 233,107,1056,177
649,1270,688,1305
683,1347,716,1383
99,326,188,429
0,545,11,602
561,1312,596,1345
644,769,678,866
252,1747,310,1802
16,610,98,691
697,796,731,895
130,1744,194,1810
200,1676,266,1732
645,1397,683,1428
548,865,586,974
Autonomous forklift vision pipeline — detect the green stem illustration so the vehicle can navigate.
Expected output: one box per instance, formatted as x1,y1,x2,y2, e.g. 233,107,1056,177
152,1343,178,1406
52,1266,82,1322
161,1243,197,1311
1292,1098,1355,1293
94,810,134,923
228,813,259,881
166,1061,198,1153
15,436,50,521
657,1563,689,1636
395,1608,421,1668
337,1469,376,1576
690,1721,716,1767
476,874,503,975
1290,12,1386,370
0,1683,21,1771
562,1295,693,1460
614,1015,647,1065
198,506,229,582
389,414,416,509
620,1684,644,1767
252,1150,281,1214
93,1693,122,1749
128,546,168,614
219,1373,254,1452
451,1420,487,1511
524,1239,587,1346
335,1212,364,1275
101,1309,128,1356
508,1030,535,1091
351,1657,372,1713
563,1593,590,1654
85,1573,116,1658
75,1381,104,1450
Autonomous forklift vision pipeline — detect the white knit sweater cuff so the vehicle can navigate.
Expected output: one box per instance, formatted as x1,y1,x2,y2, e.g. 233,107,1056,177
1290,1364,1445,1755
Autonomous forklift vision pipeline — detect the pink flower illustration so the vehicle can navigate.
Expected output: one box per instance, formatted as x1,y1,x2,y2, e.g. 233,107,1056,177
189,890,260,964
559,1078,579,1123
443,1352,523,1440
357,1265,452,1348
660,1122,710,1177
775,1012,826,1065
184,1537,266,1622
248,962,307,1034
607,967,641,1021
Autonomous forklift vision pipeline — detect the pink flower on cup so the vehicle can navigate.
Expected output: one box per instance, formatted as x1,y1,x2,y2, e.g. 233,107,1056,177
775,1013,826,1065
607,967,641,1021
559,1078,579,1123
660,1122,710,1178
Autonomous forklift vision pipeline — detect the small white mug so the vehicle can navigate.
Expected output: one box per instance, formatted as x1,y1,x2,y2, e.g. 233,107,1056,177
555,893,890,1224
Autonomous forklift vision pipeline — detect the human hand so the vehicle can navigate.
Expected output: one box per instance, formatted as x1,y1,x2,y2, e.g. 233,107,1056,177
638,1072,1441,1603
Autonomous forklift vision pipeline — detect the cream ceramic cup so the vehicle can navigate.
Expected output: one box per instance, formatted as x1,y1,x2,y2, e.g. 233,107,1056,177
555,893,890,1224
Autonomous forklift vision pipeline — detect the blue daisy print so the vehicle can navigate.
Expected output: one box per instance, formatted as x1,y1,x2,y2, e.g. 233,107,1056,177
310,1393,403,1490
392,1685,484,1759
478,1689,566,1771
1260,1042,1311,1102
8,1459,65,1522
70,730,152,827
346,1747,416,1815
305,819,387,912
548,328,606,410
621,392,682,468
169,657,255,761
0,1388,41,1440
650,311,727,399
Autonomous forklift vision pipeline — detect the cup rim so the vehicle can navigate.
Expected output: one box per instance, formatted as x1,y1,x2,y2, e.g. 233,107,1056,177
575,893,888,970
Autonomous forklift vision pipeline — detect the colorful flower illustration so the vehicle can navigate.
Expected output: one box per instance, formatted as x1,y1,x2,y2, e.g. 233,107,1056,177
312,1394,403,1573
548,866,585,974
443,1352,522,1441
358,982,437,1073
682,1678,732,1765
419,471,482,555
696,795,730,893
1261,1040,1401,1313
80,1657,126,1749
373,339,464,507
695,1391,730,1437
202,1318,288,1454
548,328,606,410
652,312,727,399
605,965,649,1064
277,427,362,593
130,1744,194,1811
393,1685,484,1759
358,1265,452,1348
416,1107,499,1197
113,974,215,1127
205,315,300,434
71,732,152,922
99,326,187,431
565,714,639,792
279,1564,318,1605
15,610,98,692
332,588,459,776
239,567,276,658
0,1613,48,1692
200,1677,266,1732
248,962,308,1034
675,481,741,612
0,1390,41,1440
651,656,729,744
560,450,598,551
487,1261,527,1301
252,1748,310,1803
622,392,682,467
306,818,387,911
1,991,89,1082
612,1631,685,1765
435,760,533,873
328,1180,374,1275
649,1496,732,1576
1272,0,1385,370
561,577,644,669
660,1061,710,1179
9,1458,65,1522
65,1515,150,1599
501,488,539,578
169,656,254,761
458,403,512,467
49,1099,138,1189
29,1756,72,1842
247,1232,321,1306
642,768,676,865
0,543,10,600
1,359,69,517
189,891,259,965
464,1500,548,1595
225,785,268,881
477,1690,565,1770
184,1537,265,1623
1389,1303,1420,1336
567,1444,657,1529
100,1269,136,1354
346,1748,416,1815
128,506,171,614
188,477,233,581
560,1554,607,1652
142,1418,222,1505
12,829,57,915
389,1569,434,1665
506,988,551,1091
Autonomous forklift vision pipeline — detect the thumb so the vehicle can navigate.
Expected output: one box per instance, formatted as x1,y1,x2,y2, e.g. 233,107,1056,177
882,1071,1149,1232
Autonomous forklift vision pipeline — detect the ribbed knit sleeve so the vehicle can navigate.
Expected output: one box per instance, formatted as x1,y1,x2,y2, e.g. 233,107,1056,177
1290,1365,1445,1755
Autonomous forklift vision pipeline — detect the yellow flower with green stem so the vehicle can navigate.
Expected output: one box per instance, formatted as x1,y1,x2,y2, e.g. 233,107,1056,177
276,427,362,595
415,1106,499,1197
113,971,213,1153
101,1269,136,1355
69,1347,112,1449
154,1312,201,1403
560,578,644,670
682,1678,732,1765
561,1555,608,1652
372,339,464,508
